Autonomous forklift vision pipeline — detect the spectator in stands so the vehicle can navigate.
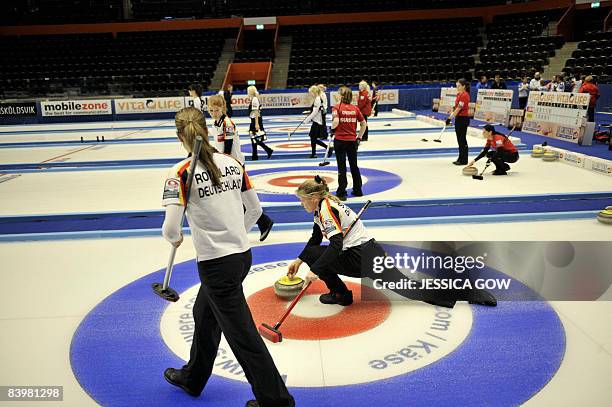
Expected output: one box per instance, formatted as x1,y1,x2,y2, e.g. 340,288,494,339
491,74,507,89
247,85,274,160
476,75,489,90
304,85,330,158
579,75,600,123
447,78,471,166
331,86,367,201
572,75,585,93
529,72,542,91
555,75,565,92
188,83,207,116
357,80,372,141
538,79,548,91
547,75,564,92
518,77,529,109
371,81,380,117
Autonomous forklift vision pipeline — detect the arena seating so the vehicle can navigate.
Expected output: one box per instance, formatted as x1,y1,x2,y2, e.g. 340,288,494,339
476,11,565,81
1,1,530,25
234,29,276,62
0,29,235,98
0,0,122,25
284,19,482,88
563,31,612,84
130,0,212,21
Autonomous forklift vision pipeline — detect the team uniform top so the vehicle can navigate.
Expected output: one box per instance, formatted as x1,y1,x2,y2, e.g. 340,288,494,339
249,96,261,119
161,153,259,261
474,134,517,161
320,92,328,111
454,91,470,116
209,114,245,164
313,198,369,249
332,103,365,141
192,96,206,114
299,198,370,274
305,95,325,125
579,82,600,108
358,89,372,117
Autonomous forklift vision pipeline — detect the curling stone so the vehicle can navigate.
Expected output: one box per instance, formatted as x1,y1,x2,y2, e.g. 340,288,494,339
462,166,478,176
531,147,544,158
274,276,305,300
542,150,559,161
596,206,612,225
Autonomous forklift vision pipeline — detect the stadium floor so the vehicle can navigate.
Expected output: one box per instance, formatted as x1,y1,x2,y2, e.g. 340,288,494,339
0,111,610,407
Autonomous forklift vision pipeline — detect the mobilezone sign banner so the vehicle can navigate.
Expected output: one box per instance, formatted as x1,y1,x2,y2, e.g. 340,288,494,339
41,100,112,117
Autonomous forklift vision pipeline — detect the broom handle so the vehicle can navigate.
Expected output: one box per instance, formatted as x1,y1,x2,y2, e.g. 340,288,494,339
274,281,312,329
321,134,335,162
161,136,203,291
289,115,308,139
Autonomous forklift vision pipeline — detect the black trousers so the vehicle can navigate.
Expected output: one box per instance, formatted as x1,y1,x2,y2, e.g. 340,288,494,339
362,116,369,140
308,122,328,155
250,117,273,160
372,101,379,117
334,139,362,196
454,116,470,164
587,106,595,123
519,97,528,110
299,243,364,294
300,240,457,307
487,150,519,171
187,250,294,407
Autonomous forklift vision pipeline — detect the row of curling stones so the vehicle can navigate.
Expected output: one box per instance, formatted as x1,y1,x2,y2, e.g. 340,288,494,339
274,275,305,300
532,144,559,161
597,206,612,224
80,136,105,142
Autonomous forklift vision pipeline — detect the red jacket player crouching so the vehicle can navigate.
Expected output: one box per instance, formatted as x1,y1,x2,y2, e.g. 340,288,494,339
467,124,519,175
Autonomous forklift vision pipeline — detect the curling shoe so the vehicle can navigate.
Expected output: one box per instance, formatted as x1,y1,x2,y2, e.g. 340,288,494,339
320,290,353,306
164,368,204,397
468,290,497,307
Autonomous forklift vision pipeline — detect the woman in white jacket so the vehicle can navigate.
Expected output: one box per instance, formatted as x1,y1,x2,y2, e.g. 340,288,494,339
304,85,330,158
160,106,294,407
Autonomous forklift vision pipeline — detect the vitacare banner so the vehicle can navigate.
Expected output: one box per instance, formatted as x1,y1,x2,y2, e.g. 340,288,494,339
115,97,186,114
474,89,514,126
437,88,458,114
41,100,112,117
522,92,590,144
329,89,399,106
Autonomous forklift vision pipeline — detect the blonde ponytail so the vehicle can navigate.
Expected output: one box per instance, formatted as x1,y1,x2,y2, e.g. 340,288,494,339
175,107,222,187
296,176,341,203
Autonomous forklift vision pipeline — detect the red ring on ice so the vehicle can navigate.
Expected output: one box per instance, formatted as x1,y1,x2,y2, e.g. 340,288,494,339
275,143,311,149
247,280,391,340
268,175,334,187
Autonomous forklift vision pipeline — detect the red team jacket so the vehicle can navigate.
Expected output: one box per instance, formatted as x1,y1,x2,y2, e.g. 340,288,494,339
578,82,600,108
358,89,372,117
332,102,365,141
454,91,470,116
486,134,517,153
